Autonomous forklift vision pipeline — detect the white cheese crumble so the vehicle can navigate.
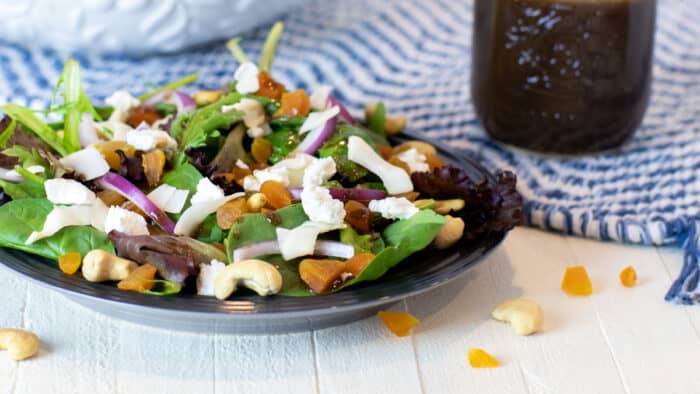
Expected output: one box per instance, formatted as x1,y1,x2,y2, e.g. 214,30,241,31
79,113,103,147
44,179,96,205
276,221,343,260
395,148,429,173
104,206,150,236
233,62,260,94
301,186,346,225
310,86,333,110
99,120,133,141
243,166,290,192
299,106,340,135
369,197,419,220
190,178,225,206
302,157,336,189
147,184,189,214
105,90,140,122
274,153,316,187
25,205,93,244
223,98,271,138
347,136,413,195
197,259,227,296
59,147,110,181
125,129,177,152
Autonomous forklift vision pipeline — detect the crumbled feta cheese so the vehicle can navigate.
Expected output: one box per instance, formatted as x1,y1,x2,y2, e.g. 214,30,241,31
235,159,249,169
347,136,413,195
299,106,340,135
59,147,110,180
44,179,96,205
301,186,346,225
275,153,316,187
233,62,260,94
105,90,139,122
302,157,336,188
100,121,133,141
276,221,343,260
395,148,429,173
369,197,419,220
25,205,92,244
190,178,225,205
126,129,177,152
243,166,290,192
79,113,103,147
147,184,189,214
223,98,270,138
90,198,109,232
197,259,227,296
310,86,333,110
247,124,272,139
104,206,149,236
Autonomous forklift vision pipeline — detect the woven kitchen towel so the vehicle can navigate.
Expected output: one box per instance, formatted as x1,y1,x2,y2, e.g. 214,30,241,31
0,0,699,302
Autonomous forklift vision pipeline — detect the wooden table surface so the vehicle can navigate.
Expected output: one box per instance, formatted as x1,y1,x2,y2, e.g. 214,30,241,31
2,226,698,394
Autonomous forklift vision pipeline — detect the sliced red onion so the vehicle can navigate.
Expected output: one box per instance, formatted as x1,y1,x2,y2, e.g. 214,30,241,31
98,172,175,233
288,187,386,202
233,240,354,262
143,90,196,115
296,112,337,155
327,96,357,125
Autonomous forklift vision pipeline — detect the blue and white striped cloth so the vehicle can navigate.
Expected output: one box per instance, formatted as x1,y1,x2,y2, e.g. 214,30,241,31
1,0,699,303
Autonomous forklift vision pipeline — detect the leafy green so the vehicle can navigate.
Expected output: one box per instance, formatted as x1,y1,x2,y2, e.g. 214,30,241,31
342,210,446,287
161,161,202,218
259,22,284,71
339,227,385,255
367,102,385,136
0,180,45,200
0,198,114,260
2,146,47,168
138,72,199,102
0,104,68,156
174,92,243,151
0,116,16,148
226,37,250,64
153,102,178,116
266,128,302,163
197,214,226,244
142,280,182,296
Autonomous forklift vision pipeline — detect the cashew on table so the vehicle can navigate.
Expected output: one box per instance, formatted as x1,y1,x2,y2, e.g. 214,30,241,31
0,328,39,361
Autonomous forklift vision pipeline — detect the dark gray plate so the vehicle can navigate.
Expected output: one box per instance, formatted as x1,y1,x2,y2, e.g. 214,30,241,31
0,133,506,334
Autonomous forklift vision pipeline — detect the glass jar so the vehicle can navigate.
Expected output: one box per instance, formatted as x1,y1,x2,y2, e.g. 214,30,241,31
471,0,657,154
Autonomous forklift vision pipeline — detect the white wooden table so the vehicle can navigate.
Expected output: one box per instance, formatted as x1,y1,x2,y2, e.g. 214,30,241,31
2,226,699,394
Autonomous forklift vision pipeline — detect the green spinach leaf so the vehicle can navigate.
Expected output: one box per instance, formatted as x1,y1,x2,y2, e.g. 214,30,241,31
174,92,243,151
0,180,45,200
339,227,385,255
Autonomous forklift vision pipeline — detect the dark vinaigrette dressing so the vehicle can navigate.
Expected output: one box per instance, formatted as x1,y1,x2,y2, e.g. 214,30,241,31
471,0,656,154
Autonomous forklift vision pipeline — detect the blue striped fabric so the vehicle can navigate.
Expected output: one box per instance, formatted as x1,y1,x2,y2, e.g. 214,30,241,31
1,0,699,302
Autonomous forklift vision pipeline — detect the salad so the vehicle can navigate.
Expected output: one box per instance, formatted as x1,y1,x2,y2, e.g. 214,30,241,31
0,23,522,299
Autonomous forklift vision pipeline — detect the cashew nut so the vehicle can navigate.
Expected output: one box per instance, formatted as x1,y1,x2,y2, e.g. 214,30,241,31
492,298,544,336
434,215,465,249
393,140,437,156
246,193,268,212
365,103,407,135
214,259,283,300
0,329,39,360
434,199,465,215
193,90,224,106
81,250,138,282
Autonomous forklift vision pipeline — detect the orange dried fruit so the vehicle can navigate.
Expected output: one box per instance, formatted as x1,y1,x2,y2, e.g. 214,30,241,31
58,252,81,275
275,89,311,117
117,264,158,292
251,137,273,164
467,348,500,368
141,149,166,187
299,259,346,294
561,265,593,296
260,180,292,209
344,253,375,277
216,198,249,230
255,71,286,100
344,200,372,233
126,105,162,127
93,141,136,170
378,311,420,337
97,190,126,206
619,266,637,288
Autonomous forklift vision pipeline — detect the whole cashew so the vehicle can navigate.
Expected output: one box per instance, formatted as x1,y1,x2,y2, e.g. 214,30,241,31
214,259,283,300
434,215,465,249
82,250,138,282
0,329,39,360
492,298,544,336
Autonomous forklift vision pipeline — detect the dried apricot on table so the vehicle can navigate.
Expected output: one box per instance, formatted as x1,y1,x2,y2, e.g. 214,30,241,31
58,252,82,275
619,266,637,288
561,265,593,296
377,311,419,337
467,348,500,368
117,264,158,292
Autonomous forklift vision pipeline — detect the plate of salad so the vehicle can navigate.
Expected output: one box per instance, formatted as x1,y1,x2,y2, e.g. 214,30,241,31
0,24,522,334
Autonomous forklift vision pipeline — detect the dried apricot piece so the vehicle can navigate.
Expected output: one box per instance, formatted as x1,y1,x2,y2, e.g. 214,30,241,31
97,190,126,207
299,259,346,294
216,198,249,230
344,253,375,277
468,348,500,368
93,141,136,170
260,180,292,209
344,200,372,233
251,137,273,164
117,264,158,292
378,311,420,337
561,265,593,296
275,89,311,117
255,71,286,100
58,252,81,275
126,105,162,127
619,266,637,288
